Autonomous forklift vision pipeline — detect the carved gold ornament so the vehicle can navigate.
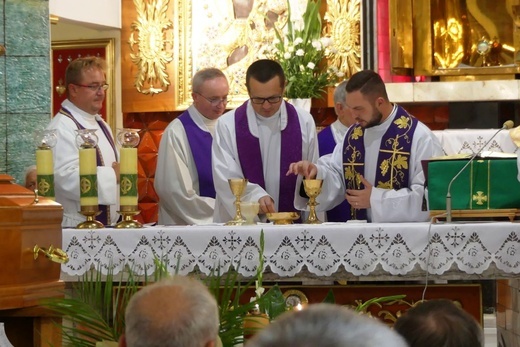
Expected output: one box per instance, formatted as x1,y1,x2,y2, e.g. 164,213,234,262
128,0,174,95
433,17,464,68
323,0,361,78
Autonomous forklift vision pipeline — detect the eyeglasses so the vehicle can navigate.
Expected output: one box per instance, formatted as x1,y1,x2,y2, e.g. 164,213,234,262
73,83,109,92
250,96,283,104
195,92,228,106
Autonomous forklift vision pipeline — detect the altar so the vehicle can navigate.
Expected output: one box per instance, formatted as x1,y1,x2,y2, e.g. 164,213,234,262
61,222,520,282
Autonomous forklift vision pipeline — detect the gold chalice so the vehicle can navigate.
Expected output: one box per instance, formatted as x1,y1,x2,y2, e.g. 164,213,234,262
303,179,323,224
226,178,248,225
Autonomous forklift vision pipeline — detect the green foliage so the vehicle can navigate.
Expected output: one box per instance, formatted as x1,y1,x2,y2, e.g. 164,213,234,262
354,294,407,313
322,289,336,304
268,0,343,99
40,267,145,347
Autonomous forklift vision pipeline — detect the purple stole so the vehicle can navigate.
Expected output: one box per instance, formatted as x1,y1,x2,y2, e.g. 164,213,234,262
235,101,301,213
318,125,350,222
342,105,418,220
60,107,118,225
317,125,336,157
178,110,216,198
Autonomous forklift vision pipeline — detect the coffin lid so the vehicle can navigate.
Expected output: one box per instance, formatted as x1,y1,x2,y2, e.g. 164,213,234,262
0,174,62,226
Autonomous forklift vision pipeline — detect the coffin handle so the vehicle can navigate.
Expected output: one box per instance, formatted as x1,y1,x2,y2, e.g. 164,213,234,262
33,245,69,264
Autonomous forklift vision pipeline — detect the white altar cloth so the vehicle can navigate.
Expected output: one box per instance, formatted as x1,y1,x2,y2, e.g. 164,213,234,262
433,129,518,155
61,222,520,280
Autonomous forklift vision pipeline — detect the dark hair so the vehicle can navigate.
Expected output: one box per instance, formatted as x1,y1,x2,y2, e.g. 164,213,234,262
246,59,285,92
345,70,388,102
393,299,483,347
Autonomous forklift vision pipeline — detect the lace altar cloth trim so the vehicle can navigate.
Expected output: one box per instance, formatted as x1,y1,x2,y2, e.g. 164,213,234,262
433,129,519,155
61,223,520,278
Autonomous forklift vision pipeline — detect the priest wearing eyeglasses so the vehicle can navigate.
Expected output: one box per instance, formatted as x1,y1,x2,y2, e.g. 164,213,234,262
212,59,319,223
46,56,119,227
155,68,229,225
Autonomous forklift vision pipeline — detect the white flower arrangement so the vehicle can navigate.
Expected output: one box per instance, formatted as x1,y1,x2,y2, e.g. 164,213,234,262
268,0,344,99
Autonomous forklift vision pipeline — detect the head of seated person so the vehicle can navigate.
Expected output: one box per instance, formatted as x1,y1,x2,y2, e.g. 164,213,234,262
393,299,484,347
246,303,407,347
24,165,37,190
119,275,219,347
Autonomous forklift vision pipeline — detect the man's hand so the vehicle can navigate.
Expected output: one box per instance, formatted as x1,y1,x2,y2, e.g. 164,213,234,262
112,162,120,184
345,175,372,209
286,160,317,179
258,195,276,214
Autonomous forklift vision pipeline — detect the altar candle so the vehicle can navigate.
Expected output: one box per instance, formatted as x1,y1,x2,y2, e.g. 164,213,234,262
35,148,55,199
79,147,98,206
119,147,138,206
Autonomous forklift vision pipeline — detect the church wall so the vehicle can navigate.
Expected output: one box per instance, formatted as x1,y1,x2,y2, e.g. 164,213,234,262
0,0,51,185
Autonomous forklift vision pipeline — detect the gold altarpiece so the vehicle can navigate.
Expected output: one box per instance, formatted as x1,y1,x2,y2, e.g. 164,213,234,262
121,0,362,112
390,0,520,80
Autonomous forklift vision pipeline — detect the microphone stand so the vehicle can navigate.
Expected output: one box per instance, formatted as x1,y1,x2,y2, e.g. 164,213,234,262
445,121,513,222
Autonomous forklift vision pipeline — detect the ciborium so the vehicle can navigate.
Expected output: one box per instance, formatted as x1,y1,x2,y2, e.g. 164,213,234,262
226,178,248,225
303,179,323,224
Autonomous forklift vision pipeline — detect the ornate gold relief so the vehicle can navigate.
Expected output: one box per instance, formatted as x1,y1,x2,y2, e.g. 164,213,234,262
128,0,174,95
400,0,520,79
389,0,413,74
323,0,362,78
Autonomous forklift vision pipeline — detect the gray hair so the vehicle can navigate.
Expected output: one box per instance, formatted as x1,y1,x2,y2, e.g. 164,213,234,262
124,276,219,347
247,303,408,347
333,80,348,105
192,68,227,93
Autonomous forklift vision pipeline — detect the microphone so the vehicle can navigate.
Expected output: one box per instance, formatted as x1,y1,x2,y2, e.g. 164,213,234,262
445,120,514,222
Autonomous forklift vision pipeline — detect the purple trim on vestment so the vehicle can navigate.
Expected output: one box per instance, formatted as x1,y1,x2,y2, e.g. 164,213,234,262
178,110,216,198
317,125,335,157
235,101,302,213
318,125,350,222
375,106,418,189
235,102,265,187
341,105,418,221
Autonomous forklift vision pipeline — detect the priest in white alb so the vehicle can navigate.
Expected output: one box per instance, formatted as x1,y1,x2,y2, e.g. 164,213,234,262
287,70,443,223
212,59,318,223
155,68,229,225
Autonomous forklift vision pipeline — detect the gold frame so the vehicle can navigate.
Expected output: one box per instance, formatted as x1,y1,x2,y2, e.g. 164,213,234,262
51,39,116,131
391,0,520,79
171,0,362,109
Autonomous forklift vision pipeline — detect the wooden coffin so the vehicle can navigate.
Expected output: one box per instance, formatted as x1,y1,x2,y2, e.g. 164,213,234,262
0,174,64,310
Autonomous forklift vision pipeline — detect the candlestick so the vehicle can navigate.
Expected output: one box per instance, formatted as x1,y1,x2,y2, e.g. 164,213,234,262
115,128,142,228
33,129,57,200
119,147,138,206
75,129,103,229
79,147,98,206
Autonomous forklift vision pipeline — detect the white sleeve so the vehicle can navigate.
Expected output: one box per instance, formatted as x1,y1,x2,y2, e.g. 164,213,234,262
369,126,444,222
212,113,269,223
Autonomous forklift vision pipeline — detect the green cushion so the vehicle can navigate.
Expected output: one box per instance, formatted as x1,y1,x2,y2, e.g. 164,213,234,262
427,158,520,210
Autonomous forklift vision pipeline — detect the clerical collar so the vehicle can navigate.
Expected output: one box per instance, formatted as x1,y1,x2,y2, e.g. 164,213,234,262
254,108,281,123
190,105,217,135
373,104,397,129
62,99,102,122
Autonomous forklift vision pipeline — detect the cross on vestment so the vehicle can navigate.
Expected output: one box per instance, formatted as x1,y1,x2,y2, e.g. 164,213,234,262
379,137,410,189
473,191,488,205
